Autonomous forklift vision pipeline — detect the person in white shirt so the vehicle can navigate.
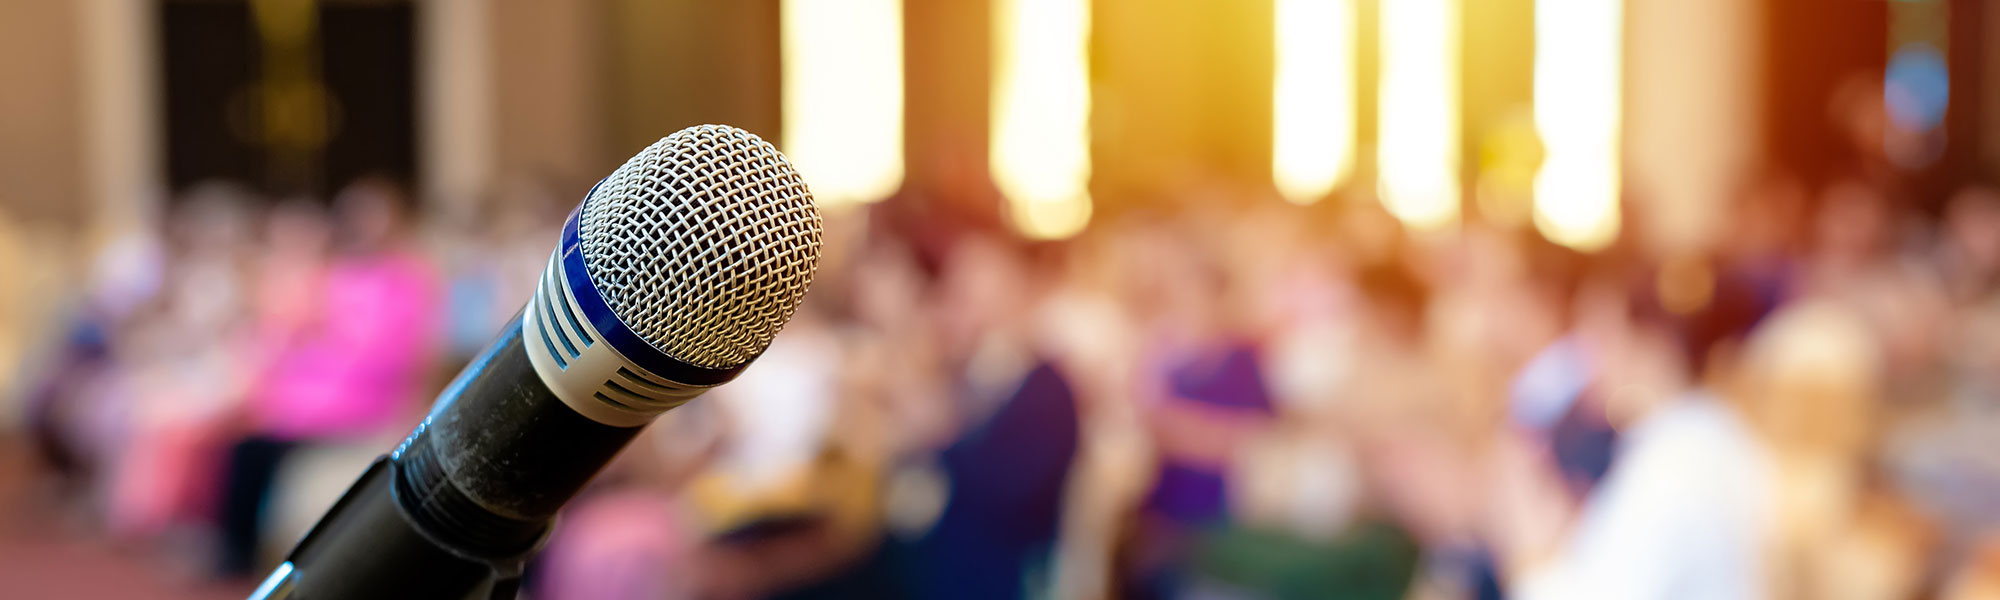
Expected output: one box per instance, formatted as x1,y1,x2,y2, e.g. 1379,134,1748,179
1488,269,1779,600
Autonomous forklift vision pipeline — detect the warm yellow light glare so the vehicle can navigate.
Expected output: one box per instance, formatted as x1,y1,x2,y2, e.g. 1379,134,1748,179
1273,0,1357,205
782,0,905,208
1377,0,1461,230
1532,0,1622,251
1008,191,1094,241
992,0,1092,240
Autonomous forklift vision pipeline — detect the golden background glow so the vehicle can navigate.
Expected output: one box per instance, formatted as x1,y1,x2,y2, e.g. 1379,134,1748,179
1272,0,1358,205
782,0,906,209
1376,0,1462,231
992,0,1094,240
1533,0,1623,251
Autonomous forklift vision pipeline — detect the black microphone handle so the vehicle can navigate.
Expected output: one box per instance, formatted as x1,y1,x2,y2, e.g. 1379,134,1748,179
254,312,644,599
250,458,496,599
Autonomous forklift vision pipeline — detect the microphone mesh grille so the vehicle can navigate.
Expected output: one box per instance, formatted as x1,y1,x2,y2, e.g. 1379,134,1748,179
577,124,822,369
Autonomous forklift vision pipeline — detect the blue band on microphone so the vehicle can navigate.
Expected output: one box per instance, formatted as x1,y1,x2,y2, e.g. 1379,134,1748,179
558,186,748,387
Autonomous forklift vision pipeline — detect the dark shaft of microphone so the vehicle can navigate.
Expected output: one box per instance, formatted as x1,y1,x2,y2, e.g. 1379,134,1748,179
415,311,641,526
272,313,639,599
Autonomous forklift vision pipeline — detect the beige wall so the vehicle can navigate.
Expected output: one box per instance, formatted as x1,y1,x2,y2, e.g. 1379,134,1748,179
425,0,625,209
0,0,620,220
420,0,497,212
0,0,85,418
603,0,782,159
1627,0,1762,255
905,0,991,194
0,1,84,225
1092,0,1274,201
491,0,610,187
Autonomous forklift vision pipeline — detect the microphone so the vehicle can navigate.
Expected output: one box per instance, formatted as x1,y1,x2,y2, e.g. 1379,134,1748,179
250,124,823,600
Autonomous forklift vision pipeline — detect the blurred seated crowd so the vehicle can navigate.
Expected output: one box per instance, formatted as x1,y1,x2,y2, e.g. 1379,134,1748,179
5,108,2000,600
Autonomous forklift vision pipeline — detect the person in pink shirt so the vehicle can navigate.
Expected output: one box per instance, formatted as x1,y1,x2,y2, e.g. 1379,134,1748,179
218,178,441,576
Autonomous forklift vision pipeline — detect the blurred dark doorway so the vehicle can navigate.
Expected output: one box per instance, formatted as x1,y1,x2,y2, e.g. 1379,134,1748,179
161,0,416,202
1761,0,1886,185
1763,0,1984,211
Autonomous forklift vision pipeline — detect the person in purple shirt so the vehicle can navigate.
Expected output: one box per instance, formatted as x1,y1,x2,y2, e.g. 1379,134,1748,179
1123,248,1278,599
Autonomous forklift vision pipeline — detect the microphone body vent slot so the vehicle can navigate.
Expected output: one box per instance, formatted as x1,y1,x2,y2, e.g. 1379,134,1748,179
525,249,715,427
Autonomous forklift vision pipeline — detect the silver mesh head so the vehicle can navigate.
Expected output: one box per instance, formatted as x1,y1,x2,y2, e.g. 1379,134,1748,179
577,125,823,370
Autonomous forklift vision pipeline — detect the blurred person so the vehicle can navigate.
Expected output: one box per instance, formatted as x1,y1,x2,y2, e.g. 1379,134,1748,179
437,175,568,362
230,200,355,564
1806,179,1896,290
698,236,945,599
1804,179,1950,405
1738,302,1934,600
689,307,844,530
884,234,1081,600
17,223,165,507
1428,228,1577,442
1946,540,2000,600
1133,221,1274,524
1719,168,1811,308
1037,225,1158,600
1260,243,1361,422
1166,424,1421,600
1482,267,1776,600
1404,233,1592,600
1341,249,1514,600
248,200,331,352
534,384,730,600
678,307,894,599
106,183,260,543
1891,289,2000,525
1333,260,1470,543
698,459,887,600
1939,184,2000,304
1813,494,1938,600
216,177,441,576
1877,183,2000,573
1215,230,1432,600
430,200,499,362
1214,204,1319,341
1336,201,1408,269
1118,222,1279,600
1331,259,1443,431
536,488,695,600
1828,74,1892,180
843,238,954,460
1503,253,1628,502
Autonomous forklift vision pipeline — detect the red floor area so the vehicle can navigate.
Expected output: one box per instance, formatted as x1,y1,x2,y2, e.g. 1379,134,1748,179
0,534,250,599
0,439,250,599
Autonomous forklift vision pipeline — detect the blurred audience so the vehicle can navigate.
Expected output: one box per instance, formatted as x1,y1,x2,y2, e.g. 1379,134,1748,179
215,178,441,575
9,95,2000,600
